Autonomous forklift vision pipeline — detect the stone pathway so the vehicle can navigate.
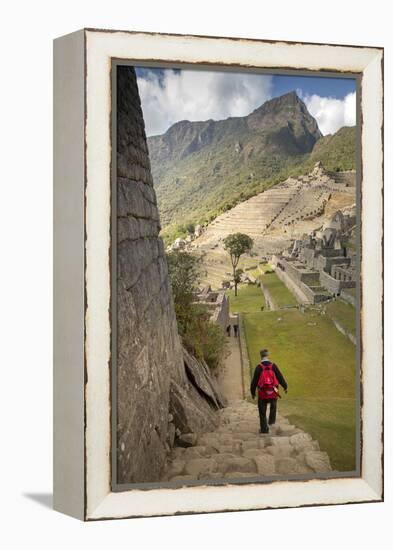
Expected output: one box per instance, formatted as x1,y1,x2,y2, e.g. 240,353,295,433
162,400,332,482
218,338,243,402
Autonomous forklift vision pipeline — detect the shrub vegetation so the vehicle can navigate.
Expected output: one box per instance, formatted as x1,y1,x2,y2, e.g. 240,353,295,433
166,250,227,371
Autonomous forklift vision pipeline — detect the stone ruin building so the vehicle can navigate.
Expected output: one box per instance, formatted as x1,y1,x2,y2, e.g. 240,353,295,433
166,224,205,252
272,208,357,304
193,285,242,338
193,285,230,331
116,66,226,485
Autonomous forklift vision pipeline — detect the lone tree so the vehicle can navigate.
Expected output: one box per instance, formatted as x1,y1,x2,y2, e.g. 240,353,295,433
223,233,253,296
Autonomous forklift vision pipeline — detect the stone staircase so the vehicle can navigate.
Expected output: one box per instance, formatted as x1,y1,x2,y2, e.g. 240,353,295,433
161,400,332,482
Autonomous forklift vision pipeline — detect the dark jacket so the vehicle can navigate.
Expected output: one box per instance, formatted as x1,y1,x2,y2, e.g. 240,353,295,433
250,359,288,399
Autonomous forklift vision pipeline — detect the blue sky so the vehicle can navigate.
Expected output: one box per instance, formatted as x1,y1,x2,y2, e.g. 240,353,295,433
272,74,356,100
135,67,356,137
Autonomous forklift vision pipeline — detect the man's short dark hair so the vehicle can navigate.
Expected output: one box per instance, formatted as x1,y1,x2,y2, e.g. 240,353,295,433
260,349,269,358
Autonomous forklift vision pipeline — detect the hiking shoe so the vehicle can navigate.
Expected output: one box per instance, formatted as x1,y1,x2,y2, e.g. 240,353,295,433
259,429,269,434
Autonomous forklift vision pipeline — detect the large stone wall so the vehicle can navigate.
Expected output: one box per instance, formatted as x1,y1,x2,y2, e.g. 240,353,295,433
277,258,319,285
116,67,220,485
319,270,355,295
315,255,351,274
274,265,312,304
209,293,230,330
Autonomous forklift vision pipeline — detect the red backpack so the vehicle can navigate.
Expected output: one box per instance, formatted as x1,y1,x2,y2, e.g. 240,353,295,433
257,362,279,399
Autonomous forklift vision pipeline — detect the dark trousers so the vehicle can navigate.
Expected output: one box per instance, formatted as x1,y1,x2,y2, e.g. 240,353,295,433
258,398,277,432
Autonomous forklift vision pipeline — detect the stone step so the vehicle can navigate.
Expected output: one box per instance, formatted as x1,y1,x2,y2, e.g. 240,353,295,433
162,400,332,483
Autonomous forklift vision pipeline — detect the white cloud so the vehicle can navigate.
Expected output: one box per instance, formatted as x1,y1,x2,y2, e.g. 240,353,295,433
302,91,356,135
136,69,273,136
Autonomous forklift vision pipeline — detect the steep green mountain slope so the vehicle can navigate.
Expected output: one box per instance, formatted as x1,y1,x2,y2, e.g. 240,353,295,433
270,125,356,181
307,126,356,171
146,91,355,241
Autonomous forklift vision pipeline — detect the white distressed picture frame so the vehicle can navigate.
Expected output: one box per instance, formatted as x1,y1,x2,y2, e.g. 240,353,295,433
53,29,383,521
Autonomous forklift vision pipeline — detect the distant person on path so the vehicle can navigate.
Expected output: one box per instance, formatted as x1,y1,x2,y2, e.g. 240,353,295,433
250,349,288,433
226,325,231,337
233,324,239,337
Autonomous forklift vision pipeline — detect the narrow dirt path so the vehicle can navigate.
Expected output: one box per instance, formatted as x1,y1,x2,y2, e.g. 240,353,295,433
218,337,243,401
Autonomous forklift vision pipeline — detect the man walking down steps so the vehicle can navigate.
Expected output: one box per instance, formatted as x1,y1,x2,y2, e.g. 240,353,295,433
251,349,288,434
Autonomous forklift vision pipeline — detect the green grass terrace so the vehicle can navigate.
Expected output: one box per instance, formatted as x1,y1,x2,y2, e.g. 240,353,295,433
225,283,357,473
260,271,298,308
226,284,265,314
243,309,357,472
325,298,356,336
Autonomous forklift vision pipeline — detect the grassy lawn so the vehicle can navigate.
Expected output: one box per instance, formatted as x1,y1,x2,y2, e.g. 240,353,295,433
243,309,357,472
243,259,259,267
260,271,298,308
248,268,262,278
279,397,356,472
226,284,265,314
240,263,273,279
258,263,273,274
325,298,356,335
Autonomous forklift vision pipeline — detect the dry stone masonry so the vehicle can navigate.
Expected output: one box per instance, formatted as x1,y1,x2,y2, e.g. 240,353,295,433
272,205,357,304
193,286,230,331
116,67,225,484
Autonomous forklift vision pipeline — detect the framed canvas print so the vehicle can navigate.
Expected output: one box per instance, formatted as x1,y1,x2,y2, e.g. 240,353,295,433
53,29,384,521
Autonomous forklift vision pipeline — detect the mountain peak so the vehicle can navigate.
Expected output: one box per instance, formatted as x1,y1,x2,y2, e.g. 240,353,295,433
248,91,305,118
247,91,321,141
266,90,299,104
148,90,322,170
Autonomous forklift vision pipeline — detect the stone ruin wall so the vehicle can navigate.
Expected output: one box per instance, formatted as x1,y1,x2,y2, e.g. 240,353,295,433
213,293,230,330
116,67,222,485
273,263,313,304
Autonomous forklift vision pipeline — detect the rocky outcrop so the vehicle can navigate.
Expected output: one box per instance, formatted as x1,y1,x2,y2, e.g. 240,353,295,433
183,347,227,409
169,379,219,435
116,66,224,484
246,91,322,152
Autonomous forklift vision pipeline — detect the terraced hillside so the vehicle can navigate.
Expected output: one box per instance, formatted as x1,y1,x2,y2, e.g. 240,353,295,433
148,92,355,242
191,163,355,289
205,187,299,239
196,250,262,290
146,92,356,242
